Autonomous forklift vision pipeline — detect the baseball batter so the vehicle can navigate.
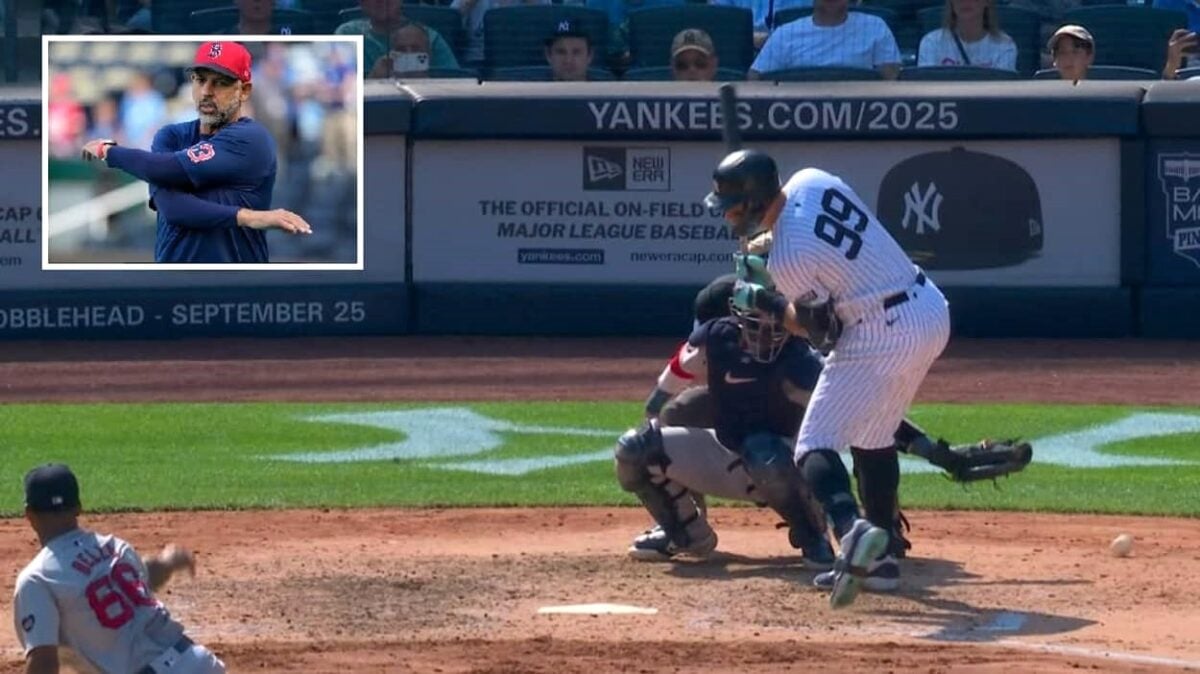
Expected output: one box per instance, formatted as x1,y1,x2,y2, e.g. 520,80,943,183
619,270,1030,570
12,464,225,674
81,41,311,263
705,149,952,608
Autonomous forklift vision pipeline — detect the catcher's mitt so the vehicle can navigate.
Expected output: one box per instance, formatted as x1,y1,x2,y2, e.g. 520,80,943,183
926,438,1033,483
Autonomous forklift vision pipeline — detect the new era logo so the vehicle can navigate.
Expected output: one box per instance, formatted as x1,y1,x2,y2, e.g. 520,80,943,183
582,147,671,192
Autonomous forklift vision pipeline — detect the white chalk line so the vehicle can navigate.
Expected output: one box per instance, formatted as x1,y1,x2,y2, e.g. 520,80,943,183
923,611,1200,670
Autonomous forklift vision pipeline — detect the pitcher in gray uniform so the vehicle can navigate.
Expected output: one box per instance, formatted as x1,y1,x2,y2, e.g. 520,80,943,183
13,464,226,674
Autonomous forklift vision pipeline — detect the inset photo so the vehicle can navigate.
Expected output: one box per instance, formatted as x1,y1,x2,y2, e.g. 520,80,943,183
43,36,363,269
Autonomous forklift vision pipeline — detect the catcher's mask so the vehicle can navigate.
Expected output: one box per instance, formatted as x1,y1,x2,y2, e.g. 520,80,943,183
731,302,789,363
703,149,781,238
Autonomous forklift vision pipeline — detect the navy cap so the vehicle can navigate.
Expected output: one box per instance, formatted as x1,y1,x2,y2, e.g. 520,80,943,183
876,147,1043,270
24,464,81,512
545,18,590,47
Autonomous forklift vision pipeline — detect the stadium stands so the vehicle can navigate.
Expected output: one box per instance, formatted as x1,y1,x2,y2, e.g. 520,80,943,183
917,4,1042,75
1063,5,1188,71
626,5,755,70
483,6,608,68
621,65,747,80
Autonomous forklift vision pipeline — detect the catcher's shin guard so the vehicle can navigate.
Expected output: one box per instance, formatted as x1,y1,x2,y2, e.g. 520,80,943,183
850,446,905,556
614,421,713,549
739,433,829,550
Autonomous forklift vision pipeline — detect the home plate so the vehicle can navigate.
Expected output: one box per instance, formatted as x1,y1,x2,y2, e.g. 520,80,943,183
537,603,658,616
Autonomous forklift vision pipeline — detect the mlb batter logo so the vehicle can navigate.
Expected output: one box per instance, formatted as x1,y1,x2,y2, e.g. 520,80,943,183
1158,153,1200,268
582,147,670,192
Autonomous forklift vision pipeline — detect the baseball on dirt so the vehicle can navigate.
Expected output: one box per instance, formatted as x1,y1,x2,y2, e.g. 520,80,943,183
1110,533,1134,557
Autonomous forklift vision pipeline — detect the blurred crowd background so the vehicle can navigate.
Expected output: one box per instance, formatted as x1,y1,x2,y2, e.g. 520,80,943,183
44,39,358,263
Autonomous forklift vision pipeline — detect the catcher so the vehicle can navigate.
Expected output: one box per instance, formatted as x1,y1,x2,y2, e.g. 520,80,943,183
614,262,1032,593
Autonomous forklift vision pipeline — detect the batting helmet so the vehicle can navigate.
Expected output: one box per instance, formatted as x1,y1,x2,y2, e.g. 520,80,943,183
703,150,780,222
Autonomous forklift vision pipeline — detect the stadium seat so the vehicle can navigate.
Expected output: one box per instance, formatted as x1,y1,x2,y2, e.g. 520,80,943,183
917,5,1042,75
899,65,1023,79
1032,65,1161,79
189,7,318,35
621,65,747,80
336,6,466,56
485,65,616,80
1176,66,1200,79
151,0,224,34
626,5,754,71
483,6,608,68
764,66,884,81
1063,6,1188,72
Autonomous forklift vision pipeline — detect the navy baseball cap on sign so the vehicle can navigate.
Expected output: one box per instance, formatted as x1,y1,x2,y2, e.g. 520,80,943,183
189,41,253,83
876,147,1043,270
24,464,80,512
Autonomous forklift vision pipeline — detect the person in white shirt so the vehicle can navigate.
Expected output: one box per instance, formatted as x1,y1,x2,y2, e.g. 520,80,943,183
749,0,902,80
12,464,224,674
917,0,1017,70
711,0,813,47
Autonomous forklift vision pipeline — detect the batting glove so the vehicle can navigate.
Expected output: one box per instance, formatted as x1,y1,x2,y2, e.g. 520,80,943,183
81,139,117,162
732,280,789,320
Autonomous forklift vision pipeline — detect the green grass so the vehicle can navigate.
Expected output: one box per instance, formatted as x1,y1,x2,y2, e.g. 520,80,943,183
1,402,1198,517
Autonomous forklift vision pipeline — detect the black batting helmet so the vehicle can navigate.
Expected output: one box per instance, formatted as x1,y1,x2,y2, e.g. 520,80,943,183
703,150,780,215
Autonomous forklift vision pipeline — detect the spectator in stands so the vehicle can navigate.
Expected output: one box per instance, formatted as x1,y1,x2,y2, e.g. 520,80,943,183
336,0,459,72
118,0,152,32
749,0,901,79
368,23,433,78
1163,28,1199,79
545,19,594,81
48,73,86,157
587,0,684,67
918,0,1016,70
1047,24,1092,82
454,0,551,68
712,0,813,48
119,71,166,150
671,28,720,81
215,0,301,35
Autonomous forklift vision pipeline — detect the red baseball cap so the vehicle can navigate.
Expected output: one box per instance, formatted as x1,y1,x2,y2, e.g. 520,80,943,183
190,41,253,83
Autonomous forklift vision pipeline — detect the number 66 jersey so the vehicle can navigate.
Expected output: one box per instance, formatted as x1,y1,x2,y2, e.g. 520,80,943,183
13,528,186,674
768,167,951,454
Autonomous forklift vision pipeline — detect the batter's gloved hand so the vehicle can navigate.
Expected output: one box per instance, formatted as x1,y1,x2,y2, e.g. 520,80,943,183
81,138,117,162
926,438,1033,483
732,280,788,320
735,253,772,286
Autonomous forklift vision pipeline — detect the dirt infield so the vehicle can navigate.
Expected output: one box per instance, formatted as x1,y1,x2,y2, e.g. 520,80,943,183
2,337,1199,673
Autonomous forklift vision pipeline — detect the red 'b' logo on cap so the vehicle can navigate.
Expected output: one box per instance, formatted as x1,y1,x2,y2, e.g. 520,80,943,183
209,43,222,58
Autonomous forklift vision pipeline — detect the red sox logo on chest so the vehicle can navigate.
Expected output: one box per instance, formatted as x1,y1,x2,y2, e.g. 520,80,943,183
186,142,216,163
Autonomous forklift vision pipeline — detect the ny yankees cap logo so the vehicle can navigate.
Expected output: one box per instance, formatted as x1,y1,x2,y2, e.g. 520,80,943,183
558,20,571,31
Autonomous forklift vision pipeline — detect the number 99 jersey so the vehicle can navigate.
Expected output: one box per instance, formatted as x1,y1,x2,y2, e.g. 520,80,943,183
769,167,924,327
13,528,184,674
767,167,950,454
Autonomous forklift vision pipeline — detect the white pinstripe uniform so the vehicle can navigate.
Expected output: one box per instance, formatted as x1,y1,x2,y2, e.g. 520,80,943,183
13,529,225,674
767,167,950,459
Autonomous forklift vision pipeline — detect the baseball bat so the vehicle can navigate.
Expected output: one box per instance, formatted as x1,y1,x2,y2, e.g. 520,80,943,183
717,83,749,255
718,83,741,153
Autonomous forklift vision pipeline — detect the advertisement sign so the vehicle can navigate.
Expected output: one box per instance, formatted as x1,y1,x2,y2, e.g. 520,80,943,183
412,138,1122,287
1146,141,1200,285
0,139,40,284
